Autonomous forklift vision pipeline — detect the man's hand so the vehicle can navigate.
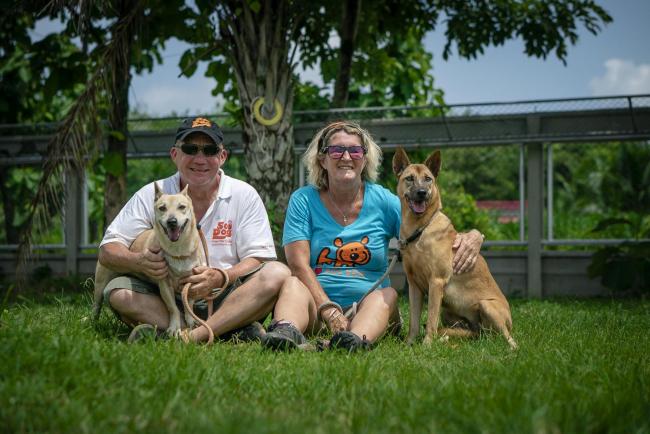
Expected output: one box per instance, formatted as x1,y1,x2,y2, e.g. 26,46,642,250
322,307,349,333
179,266,227,299
137,248,168,280
452,229,484,274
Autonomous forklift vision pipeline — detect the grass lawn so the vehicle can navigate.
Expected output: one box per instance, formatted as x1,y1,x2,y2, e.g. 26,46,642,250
1,291,649,434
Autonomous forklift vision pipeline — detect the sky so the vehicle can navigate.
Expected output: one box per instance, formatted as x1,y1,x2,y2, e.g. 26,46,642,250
36,0,650,116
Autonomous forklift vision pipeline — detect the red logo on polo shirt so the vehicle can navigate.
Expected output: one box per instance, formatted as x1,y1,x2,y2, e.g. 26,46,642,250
212,221,233,240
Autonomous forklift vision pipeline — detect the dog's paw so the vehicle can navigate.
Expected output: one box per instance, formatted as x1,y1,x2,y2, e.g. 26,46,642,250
422,335,434,346
166,327,180,338
184,314,196,329
167,319,182,337
439,335,450,343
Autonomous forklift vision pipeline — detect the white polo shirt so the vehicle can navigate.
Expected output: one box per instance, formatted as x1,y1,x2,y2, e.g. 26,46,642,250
100,170,277,268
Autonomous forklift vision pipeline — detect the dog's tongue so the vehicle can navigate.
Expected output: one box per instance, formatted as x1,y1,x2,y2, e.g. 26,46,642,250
168,226,182,242
410,200,427,214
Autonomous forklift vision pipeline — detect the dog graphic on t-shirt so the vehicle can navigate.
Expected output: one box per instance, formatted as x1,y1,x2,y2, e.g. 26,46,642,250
317,236,372,268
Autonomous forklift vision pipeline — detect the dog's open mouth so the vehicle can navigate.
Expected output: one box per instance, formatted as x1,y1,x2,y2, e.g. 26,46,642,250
161,219,188,242
408,200,427,214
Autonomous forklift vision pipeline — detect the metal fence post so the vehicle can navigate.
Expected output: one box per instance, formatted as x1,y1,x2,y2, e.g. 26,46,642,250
64,169,84,275
526,141,544,298
547,143,554,241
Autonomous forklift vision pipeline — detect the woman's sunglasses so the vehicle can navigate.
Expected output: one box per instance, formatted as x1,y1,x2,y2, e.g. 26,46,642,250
321,145,366,160
176,143,222,156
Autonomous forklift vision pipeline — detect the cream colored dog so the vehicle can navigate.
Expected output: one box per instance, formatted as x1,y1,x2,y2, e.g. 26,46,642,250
92,183,207,336
393,148,517,349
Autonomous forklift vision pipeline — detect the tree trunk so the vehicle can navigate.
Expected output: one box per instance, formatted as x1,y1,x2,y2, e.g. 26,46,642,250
103,0,133,228
219,0,296,247
332,0,362,108
241,103,295,230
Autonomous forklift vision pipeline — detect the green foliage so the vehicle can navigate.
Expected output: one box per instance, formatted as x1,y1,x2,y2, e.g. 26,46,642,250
182,0,610,113
587,143,650,294
600,143,650,216
588,242,650,294
439,180,498,239
0,167,63,244
325,22,443,107
293,81,332,111
126,159,177,197
443,146,520,200
0,6,88,124
263,198,283,246
1,296,649,433
221,154,247,181
440,0,612,63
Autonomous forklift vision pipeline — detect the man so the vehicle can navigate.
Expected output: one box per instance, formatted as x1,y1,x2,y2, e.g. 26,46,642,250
99,116,298,343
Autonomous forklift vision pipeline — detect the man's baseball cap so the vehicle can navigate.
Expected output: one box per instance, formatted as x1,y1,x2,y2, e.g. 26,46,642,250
175,117,224,145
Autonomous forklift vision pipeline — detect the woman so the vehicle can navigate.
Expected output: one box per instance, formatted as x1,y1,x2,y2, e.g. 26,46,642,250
263,120,484,351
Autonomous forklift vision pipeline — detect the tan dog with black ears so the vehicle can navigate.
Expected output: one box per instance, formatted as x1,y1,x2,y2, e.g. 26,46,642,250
92,183,209,339
392,147,517,349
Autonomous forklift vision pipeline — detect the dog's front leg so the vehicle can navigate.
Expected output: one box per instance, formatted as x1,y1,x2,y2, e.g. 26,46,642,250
159,280,182,336
423,277,446,345
184,299,196,330
406,279,424,345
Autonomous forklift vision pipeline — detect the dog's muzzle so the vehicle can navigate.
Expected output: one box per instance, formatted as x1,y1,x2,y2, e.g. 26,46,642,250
162,217,188,242
408,189,429,214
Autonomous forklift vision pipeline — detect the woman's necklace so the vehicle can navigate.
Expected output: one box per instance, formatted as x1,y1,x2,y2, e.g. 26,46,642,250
327,183,361,225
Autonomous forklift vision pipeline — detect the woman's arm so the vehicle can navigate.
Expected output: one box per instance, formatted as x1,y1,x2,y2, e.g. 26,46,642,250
285,240,348,333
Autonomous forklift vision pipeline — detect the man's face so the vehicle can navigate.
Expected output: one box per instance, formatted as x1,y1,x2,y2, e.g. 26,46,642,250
170,132,227,188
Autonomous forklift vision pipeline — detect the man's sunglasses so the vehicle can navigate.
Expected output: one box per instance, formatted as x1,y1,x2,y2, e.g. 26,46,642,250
176,143,222,156
321,145,366,160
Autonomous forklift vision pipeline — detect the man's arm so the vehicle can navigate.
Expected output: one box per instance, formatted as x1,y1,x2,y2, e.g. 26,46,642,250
98,242,168,281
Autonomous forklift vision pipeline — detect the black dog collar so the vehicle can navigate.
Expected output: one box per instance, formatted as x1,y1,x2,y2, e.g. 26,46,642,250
398,209,439,250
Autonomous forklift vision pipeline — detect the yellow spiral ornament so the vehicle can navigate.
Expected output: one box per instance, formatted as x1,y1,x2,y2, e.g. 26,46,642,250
252,97,283,126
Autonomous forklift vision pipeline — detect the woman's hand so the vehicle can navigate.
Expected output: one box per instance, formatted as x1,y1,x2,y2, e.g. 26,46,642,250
179,266,228,298
452,229,484,274
322,306,349,333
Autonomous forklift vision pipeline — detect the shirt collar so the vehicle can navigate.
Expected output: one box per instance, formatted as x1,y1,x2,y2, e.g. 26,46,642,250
171,169,232,199
215,169,232,199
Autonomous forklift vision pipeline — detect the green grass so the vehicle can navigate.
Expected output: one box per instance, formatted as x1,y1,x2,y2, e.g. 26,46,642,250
1,292,649,434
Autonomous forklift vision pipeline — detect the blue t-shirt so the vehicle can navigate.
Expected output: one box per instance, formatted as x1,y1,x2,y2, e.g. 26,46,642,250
283,182,401,306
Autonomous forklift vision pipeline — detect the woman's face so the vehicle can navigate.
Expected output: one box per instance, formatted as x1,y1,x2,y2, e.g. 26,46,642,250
319,131,366,187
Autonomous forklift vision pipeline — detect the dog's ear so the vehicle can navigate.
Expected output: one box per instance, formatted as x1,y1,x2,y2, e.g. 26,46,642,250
154,182,163,201
424,150,441,178
180,184,189,197
392,147,410,177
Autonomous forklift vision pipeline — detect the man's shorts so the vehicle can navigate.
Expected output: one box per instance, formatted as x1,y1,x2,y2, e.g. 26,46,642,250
103,263,265,322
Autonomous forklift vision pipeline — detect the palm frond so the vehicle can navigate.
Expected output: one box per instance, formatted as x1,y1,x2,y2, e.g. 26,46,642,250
16,2,142,284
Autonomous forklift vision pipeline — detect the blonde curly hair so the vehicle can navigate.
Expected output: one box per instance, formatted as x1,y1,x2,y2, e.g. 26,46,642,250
303,120,382,189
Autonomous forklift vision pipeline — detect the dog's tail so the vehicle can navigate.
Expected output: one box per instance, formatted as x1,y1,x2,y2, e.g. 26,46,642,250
92,297,102,322
92,281,104,321
92,263,110,322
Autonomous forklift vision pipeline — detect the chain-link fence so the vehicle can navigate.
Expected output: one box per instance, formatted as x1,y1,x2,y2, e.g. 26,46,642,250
2,94,649,137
